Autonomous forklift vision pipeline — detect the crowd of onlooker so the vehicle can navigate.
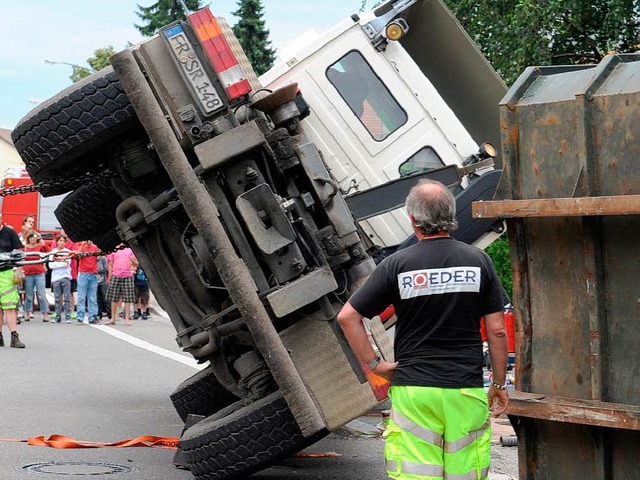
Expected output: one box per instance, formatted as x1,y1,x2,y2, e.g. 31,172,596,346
0,214,152,349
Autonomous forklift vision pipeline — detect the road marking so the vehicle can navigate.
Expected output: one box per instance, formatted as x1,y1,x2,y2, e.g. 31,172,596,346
93,325,204,370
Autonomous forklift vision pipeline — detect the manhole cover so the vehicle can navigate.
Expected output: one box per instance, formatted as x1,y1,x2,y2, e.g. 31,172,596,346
23,462,134,475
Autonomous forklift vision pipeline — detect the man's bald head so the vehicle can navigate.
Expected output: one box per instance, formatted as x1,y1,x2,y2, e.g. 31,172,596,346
405,179,457,236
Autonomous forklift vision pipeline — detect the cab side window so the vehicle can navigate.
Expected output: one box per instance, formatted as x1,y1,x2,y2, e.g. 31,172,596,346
327,51,407,141
398,147,444,176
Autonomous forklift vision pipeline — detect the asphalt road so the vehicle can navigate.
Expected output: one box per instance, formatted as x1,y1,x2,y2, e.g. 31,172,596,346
0,311,517,480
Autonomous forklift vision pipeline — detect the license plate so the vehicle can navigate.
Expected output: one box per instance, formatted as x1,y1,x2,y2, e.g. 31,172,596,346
162,24,223,115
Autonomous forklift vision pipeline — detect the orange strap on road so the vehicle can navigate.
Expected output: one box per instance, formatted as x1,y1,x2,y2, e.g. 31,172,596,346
1,434,338,458
293,451,341,458
0,434,179,450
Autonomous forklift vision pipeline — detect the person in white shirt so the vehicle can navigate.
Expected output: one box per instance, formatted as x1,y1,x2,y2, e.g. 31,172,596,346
49,235,73,323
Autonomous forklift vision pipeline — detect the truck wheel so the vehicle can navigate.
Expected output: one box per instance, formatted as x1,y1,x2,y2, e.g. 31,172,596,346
170,367,239,423
180,392,326,479
91,230,121,253
11,67,137,185
55,179,121,244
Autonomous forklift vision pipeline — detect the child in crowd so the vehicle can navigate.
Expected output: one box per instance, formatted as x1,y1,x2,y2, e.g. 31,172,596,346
133,266,150,320
49,234,73,323
97,255,111,319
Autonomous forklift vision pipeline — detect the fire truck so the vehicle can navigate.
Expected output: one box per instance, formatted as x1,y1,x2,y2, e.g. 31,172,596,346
0,168,65,240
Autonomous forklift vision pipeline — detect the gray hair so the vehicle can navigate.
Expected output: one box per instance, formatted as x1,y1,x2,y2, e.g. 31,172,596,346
405,179,457,235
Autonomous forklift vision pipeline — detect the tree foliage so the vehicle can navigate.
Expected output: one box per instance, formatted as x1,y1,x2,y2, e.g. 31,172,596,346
135,0,205,37
70,46,117,83
232,0,276,76
485,236,512,300
442,0,640,85
359,0,640,85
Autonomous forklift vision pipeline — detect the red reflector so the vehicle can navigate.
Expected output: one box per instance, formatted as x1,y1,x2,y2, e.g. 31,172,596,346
188,8,251,101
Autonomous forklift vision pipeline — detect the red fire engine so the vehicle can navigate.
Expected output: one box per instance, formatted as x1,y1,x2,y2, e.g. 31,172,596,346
0,168,64,240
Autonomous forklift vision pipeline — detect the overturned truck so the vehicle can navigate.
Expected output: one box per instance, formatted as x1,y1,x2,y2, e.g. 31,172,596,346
11,1,506,477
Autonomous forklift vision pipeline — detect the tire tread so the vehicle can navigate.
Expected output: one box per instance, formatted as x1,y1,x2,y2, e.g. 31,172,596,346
11,67,136,183
170,367,238,423
180,392,325,479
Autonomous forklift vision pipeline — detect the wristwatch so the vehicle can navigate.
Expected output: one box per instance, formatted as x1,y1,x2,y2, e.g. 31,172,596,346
366,355,382,370
490,381,507,390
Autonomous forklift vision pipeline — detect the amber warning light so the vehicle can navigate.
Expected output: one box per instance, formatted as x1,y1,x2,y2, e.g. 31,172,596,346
188,8,252,101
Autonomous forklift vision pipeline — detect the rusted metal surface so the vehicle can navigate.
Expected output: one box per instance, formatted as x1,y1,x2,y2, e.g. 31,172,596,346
496,54,640,478
507,392,640,430
473,195,640,218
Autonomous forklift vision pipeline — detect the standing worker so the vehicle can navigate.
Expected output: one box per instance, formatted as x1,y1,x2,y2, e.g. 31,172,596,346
338,179,508,480
0,214,25,348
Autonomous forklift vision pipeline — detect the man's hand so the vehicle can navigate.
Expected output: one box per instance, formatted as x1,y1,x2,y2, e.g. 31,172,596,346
372,359,398,381
487,385,509,417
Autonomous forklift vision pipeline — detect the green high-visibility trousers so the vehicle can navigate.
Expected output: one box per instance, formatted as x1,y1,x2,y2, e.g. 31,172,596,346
384,385,491,480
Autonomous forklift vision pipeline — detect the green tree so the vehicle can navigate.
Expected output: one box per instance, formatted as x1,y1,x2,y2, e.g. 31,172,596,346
485,236,512,300
135,0,205,37
443,0,640,85
360,0,639,85
232,0,276,76
70,46,117,83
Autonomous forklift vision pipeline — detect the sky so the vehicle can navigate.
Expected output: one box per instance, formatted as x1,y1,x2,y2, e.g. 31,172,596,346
0,0,365,130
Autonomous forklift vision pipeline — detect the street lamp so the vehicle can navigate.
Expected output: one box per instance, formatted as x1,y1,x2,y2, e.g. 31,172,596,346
44,59,96,73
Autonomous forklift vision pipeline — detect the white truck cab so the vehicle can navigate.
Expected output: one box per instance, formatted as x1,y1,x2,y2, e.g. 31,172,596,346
261,0,507,248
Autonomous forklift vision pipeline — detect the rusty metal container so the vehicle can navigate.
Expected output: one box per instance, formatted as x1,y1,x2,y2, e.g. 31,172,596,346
474,54,640,478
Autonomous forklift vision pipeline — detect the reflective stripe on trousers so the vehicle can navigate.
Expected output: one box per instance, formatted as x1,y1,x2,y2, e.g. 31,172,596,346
391,409,490,452
387,460,490,479
384,386,491,480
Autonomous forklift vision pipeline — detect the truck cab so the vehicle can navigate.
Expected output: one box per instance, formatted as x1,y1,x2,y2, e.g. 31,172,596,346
261,0,507,248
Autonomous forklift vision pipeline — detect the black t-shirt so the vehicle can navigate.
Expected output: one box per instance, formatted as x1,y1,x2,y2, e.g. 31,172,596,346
349,237,504,388
0,226,23,271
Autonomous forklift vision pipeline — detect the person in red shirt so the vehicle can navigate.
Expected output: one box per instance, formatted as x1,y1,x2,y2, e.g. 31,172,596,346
75,240,100,324
19,215,36,246
23,231,51,321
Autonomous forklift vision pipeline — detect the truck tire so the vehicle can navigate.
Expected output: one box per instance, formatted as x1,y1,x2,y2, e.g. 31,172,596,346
55,180,121,244
180,392,326,479
11,67,137,185
91,229,121,253
170,367,238,423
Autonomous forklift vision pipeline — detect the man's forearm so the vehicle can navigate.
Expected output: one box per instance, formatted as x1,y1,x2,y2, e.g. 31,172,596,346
488,335,508,384
337,303,377,364
485,311,508,384
489,338,508,385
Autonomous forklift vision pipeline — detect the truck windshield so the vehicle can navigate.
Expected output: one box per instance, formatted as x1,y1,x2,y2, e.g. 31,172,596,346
327,51,407,141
